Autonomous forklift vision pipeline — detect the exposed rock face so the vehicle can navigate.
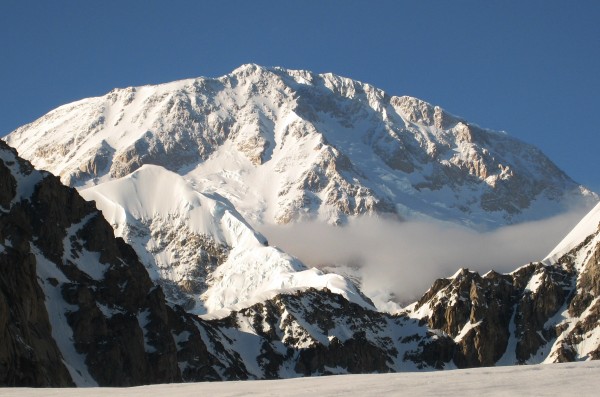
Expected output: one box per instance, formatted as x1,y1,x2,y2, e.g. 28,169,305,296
0,230,74,387
106,213,230,311
0,141,215,386
193,288,456,378
0,144,74,386
548,234,600,362
413,269,515,367
409,215,600,367
5,64,596,228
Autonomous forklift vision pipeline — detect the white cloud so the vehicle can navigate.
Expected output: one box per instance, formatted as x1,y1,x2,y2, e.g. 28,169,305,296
257,209,588,310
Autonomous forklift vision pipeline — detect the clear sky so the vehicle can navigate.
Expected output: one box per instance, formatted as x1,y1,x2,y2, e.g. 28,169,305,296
1,0,599,192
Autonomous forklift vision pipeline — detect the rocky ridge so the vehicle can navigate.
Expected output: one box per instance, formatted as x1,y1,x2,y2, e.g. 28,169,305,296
407,203,600,365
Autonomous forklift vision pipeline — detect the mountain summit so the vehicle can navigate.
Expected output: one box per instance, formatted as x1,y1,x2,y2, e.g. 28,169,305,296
5,64,596,229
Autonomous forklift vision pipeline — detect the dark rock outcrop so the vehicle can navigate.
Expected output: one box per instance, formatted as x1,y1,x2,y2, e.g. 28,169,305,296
0,144,74,386
0,141,214,386
0,242,74,386
411,234,599,368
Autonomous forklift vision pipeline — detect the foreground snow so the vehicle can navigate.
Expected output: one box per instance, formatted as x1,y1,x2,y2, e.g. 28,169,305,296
8,361,600,396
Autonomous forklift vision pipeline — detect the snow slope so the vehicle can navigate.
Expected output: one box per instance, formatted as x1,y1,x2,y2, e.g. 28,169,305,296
544,202,600,263
7,360,600,397
80,165,371,313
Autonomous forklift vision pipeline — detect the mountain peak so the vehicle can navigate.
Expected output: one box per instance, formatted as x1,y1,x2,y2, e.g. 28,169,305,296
227,62,269,78
4,65,596,228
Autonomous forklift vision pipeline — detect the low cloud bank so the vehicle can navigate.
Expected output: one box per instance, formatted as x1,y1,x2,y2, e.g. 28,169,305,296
258,209,588,309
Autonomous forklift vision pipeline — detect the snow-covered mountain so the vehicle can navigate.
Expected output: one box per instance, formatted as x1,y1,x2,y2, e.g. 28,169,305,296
3,64,600,386
5,64,596,315
5,64,596,229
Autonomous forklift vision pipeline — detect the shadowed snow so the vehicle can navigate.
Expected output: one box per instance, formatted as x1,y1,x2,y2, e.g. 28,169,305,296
5,361,600,397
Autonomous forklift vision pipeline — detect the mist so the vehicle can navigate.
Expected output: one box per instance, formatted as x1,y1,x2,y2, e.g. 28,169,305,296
257,209,588,310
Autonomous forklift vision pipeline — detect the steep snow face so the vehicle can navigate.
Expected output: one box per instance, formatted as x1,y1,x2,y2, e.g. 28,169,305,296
544,202,600,264
6,64,596,228
80,165,371,314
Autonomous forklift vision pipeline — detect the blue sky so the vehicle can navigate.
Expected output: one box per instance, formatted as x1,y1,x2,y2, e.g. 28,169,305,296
1,0,599,191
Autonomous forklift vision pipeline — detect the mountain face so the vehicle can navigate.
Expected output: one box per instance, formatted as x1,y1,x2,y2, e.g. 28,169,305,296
5,64,595,229
1,140,600,387
77,164,370,314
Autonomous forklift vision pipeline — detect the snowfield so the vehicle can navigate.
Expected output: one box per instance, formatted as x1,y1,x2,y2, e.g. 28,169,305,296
7,361,600,396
